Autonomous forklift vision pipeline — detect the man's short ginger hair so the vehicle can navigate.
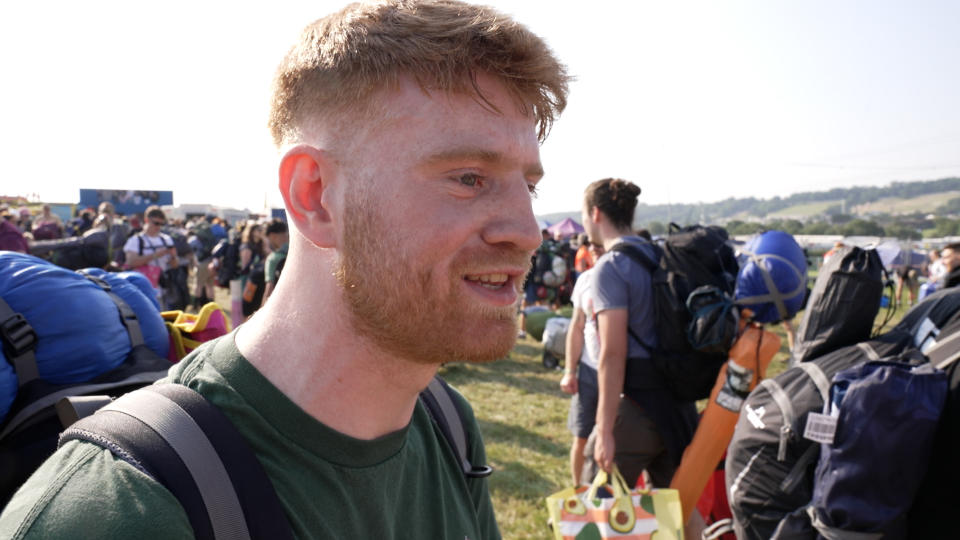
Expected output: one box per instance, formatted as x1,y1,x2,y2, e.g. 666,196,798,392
268,0,570,148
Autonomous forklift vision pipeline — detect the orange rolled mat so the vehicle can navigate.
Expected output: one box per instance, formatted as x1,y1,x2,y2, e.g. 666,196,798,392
669,321,781,524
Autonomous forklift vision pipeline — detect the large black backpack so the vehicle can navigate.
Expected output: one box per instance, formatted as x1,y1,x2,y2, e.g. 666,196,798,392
909,315,960,538
792,246,886,364
612,224,739,402
725,287,960,540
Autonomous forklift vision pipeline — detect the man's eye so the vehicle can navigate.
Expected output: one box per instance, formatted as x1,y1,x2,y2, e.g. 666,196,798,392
456,173,482,187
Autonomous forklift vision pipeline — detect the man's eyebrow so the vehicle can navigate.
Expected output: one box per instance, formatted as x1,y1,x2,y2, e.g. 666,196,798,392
422,148,544,178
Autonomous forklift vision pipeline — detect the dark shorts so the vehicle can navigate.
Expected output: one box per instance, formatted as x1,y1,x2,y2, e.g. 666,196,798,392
567,363,598,439
581,397,678,488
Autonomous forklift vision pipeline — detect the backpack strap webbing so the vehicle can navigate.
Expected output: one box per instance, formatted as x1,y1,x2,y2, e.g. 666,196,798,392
420,376,493,478
0,295,39,386
60,384,293,540
77,270,145,348
733,251,806,322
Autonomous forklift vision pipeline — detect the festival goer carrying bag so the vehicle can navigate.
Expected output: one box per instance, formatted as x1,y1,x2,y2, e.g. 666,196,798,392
611,223,739,402
545,466,684,540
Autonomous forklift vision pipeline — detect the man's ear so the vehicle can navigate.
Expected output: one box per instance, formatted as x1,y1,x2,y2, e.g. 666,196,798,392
278,145,337,248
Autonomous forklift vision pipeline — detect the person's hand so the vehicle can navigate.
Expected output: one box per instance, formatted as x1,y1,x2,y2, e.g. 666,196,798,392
594,428,616,473
560,371,578,394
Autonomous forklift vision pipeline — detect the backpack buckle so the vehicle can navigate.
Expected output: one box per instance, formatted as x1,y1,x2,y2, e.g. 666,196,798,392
1,312,37,360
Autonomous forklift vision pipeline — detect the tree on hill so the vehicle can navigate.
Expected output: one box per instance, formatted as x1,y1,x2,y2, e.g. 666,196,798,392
936,196,960,216
841,219,885,237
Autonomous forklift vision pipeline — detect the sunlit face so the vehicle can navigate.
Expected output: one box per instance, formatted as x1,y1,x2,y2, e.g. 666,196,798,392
581,202,600,246
144,215,164,235
942,248,960,273
334,74,543,364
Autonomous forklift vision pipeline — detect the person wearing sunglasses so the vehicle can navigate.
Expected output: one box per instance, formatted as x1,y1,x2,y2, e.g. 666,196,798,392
122,205,178,306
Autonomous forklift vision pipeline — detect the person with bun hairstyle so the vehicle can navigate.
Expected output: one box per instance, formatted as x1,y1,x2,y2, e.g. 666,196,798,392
579,178,698,489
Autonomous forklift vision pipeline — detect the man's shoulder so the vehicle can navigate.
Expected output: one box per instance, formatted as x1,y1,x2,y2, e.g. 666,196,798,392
0,440,190,540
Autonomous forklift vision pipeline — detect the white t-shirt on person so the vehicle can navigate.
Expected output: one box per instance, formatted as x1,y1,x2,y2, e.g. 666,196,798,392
571,267,600,370
123,232,175,271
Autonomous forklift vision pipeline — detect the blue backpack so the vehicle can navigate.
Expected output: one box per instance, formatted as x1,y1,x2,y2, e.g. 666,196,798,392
802,361,947,538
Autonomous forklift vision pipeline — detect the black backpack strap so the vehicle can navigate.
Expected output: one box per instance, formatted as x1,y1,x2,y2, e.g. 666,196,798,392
60,384,294,540
0,295,39,387
419,376,492,478
77,270,145,348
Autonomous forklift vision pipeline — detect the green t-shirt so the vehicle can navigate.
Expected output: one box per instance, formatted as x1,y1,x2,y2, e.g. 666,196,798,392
0,334,500,539
265,243,288,285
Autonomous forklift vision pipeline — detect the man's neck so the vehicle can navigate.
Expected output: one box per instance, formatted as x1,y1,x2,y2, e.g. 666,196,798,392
234,263,438,440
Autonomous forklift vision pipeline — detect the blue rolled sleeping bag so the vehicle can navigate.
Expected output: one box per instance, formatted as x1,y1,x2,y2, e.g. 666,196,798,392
119,270,161,311
0,252,169,423
734,230,808,323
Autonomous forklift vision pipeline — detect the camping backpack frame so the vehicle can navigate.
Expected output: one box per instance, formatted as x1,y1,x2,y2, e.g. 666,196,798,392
610,224,739,402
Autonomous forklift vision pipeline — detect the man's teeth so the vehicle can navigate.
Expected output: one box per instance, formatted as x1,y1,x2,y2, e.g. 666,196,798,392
466,273,508,289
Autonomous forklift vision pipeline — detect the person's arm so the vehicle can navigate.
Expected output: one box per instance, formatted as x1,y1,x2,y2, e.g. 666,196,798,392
125,249,162,268
261,254,278,307
560,307,586,394
239,245,252,271
594,308,629,473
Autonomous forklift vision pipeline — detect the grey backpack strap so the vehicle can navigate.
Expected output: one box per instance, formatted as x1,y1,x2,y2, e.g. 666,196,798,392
419,376,493,478
759,378,795,462
98,388,251,540
77,270,144,348
797,362,831,403
60,384,293,540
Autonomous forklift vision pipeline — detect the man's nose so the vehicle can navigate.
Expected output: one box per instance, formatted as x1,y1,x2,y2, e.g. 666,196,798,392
481,178,542,254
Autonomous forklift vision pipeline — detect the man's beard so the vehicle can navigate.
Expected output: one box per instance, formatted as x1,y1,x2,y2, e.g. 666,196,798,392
334,193,528,365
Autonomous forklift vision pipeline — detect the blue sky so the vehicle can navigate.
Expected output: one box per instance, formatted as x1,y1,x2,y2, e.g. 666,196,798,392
2,0,959,215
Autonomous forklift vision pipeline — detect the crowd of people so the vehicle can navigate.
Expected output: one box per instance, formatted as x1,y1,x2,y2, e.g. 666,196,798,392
0,200,289,318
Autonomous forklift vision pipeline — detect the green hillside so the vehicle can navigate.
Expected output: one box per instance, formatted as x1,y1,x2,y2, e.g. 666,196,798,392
766,200,843,219
852,190,960,215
